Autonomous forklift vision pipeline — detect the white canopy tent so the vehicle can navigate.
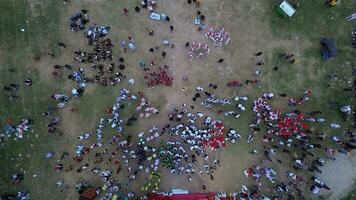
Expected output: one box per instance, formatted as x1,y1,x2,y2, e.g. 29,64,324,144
279,1,296,17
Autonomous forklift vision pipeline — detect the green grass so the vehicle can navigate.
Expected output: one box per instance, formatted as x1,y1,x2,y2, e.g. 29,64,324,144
269,0,355,40
264,1,355,198
265,0,355,122
0,0,67,199
0,0,148,198
340,184,356,200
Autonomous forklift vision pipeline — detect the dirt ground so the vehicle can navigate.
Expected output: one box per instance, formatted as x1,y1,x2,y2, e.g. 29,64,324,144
35,0,276,196
319,152,356,200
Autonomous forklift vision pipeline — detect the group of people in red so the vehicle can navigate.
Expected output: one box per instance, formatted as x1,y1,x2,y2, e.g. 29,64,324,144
144,65,174,87
201,121,226,150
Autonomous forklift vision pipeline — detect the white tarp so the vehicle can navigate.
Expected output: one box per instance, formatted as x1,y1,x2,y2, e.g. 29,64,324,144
171,189,189,194
279,1,296,17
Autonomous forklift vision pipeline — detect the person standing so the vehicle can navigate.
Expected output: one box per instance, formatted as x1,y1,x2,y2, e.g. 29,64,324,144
123,8,129,16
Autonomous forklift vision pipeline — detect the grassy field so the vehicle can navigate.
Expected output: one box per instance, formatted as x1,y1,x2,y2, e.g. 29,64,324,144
341,184,356,200
0,0,355,199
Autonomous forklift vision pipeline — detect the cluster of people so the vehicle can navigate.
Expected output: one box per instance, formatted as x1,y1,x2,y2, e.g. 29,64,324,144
214,185,269,200
141,0,157,12
287,90,312,107
69,9,89,32
2,118,33,139
120,37,136,53
240,91,355,198
46,117,61,135
205,27,231,47
310,176,331,193
187,42,210,61
1,191,30,200
72,123,160,198
55,39,125,95
189,85,247,121
202,95,232,107
136,98,159,118
86,62,126,87
244,165,277,186
280,52,296,64
329,132,356,155
225,128,241,143
144,65,174,87
86,25,111,45
187,0,201,8
194,86,235,108
105,89,135,134
193,9,206,31
51,93,70,108
250,92,314,139
158,141,191,171
3,83,21,100
75,92,230,192
167,106,227,150
78,132,92,141
74,39,113,63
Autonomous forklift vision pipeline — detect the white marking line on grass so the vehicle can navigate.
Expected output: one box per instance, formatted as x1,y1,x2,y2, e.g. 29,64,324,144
18,71,26,111
24,0,38,116
1,13,9,78
217,0,224,21
0,6,15,118
295,36,301,78
11,0,26,114
296,36,300,59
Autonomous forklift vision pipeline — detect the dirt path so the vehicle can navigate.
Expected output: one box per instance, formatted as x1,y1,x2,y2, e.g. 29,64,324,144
319,152,356,199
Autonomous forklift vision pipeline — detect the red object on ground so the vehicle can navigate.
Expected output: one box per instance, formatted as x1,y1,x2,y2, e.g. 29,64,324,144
52,71,62,77
245,168,253,177
304,89,312,96
6,117,13,124
105,107,112,115
227,80,242,87
123,8,129,15
79,187,97,200
148,193,215,200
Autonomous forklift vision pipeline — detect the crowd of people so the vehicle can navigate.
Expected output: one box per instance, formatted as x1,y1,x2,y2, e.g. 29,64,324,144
69,9,89,32
2,0,355,200
205,27,231,47
187,42,211,61
63,87,231,199
143,65,174,87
